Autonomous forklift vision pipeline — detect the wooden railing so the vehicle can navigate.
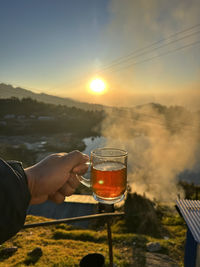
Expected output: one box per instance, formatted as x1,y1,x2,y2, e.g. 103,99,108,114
23,212,125,267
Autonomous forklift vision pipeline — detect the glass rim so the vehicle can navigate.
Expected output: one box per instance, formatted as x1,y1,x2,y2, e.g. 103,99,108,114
91,147,128,157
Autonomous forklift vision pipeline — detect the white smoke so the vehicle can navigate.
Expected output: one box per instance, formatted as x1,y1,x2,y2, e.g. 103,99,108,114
96,0,200,202
101,104,200,202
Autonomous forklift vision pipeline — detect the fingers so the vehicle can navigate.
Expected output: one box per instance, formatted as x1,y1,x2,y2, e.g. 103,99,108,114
72,162,90,175
62,151,89,172
50,175,79,204
59,174,80,196
26,150,90,205
30,195,48,205
68,173,80,188
49,192,65,204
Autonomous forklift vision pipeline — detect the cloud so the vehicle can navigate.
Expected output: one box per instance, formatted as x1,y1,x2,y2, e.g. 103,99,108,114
60,0,200,110
106,0,200,44
96,2,200,202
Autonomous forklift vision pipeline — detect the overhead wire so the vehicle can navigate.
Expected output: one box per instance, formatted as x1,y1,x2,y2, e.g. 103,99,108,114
65,36,200,89
62,23,200,88
96,26,200,74
107,39,200,74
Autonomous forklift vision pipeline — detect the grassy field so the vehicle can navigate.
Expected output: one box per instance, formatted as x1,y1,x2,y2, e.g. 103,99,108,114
0,205,186,267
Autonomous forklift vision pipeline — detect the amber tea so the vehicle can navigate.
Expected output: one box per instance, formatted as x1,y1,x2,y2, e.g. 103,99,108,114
92,161,127,200
77,148,128,204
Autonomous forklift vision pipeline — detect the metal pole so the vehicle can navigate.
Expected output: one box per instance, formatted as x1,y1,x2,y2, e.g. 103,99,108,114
107,218,113,267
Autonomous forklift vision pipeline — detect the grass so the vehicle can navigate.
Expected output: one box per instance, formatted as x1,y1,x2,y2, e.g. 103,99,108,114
0,205,187,267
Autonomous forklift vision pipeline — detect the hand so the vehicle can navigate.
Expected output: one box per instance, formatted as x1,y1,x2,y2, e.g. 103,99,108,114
25,151,89,205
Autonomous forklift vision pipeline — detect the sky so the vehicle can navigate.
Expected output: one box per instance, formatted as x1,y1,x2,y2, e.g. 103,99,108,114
0,0,200,109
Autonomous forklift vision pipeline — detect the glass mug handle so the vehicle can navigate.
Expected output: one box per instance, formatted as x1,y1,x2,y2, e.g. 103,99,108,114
76,148,128,204
76,162,91,188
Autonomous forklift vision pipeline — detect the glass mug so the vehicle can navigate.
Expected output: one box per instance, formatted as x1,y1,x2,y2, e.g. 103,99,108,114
78,148,128,204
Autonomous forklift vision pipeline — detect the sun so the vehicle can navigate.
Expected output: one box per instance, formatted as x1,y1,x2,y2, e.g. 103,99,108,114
89,78,106,94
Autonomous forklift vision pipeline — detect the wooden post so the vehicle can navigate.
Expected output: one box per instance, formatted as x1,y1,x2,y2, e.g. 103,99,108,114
106,218,113,267
23,212,124,228
195,186,199,200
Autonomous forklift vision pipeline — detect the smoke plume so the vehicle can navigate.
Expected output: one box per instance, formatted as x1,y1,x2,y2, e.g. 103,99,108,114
101,104,200,202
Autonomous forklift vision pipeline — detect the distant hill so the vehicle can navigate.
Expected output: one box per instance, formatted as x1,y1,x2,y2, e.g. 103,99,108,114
0,83,105,110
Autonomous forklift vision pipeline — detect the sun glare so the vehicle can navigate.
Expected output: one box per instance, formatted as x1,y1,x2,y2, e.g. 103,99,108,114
89,78,106,94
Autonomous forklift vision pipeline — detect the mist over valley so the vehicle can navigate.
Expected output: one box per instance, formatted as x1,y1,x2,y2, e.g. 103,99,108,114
0,83,200,201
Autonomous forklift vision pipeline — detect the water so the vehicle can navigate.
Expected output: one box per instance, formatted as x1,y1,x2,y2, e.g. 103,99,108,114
83,136,107,155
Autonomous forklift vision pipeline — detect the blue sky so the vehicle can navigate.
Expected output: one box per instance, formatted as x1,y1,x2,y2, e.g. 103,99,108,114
0,0,110,88
0,0,200,108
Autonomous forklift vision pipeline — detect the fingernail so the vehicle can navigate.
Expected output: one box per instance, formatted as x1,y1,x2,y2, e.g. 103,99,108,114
83,154,90,159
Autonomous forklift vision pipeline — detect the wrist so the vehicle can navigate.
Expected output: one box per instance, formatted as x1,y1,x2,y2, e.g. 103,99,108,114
24,167,35,199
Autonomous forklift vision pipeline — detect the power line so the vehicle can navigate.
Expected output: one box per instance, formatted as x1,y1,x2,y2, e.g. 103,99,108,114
106,39,200,74
63,23,200,88
96,25,200,74
97,30,200,74
66,37,200,90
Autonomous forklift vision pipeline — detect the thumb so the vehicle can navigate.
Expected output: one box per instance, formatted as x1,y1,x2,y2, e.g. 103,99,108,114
63,151,89,171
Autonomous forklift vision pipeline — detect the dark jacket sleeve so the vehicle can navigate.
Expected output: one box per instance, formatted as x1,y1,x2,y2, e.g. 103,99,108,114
0,159,31,244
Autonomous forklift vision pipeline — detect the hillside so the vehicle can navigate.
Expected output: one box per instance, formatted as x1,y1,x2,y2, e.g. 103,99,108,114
0,200,186,267
0,83,105,111
0,98,104,136
0,97,105,169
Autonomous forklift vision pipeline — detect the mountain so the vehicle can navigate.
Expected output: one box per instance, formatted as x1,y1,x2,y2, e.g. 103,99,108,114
0,83,105,110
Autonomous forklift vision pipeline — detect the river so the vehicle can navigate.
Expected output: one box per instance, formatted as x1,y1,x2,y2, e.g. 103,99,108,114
82,136,107,155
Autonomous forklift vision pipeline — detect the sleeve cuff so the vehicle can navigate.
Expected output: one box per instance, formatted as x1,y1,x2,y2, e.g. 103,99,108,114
0,159,31,244
7,160,31,206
